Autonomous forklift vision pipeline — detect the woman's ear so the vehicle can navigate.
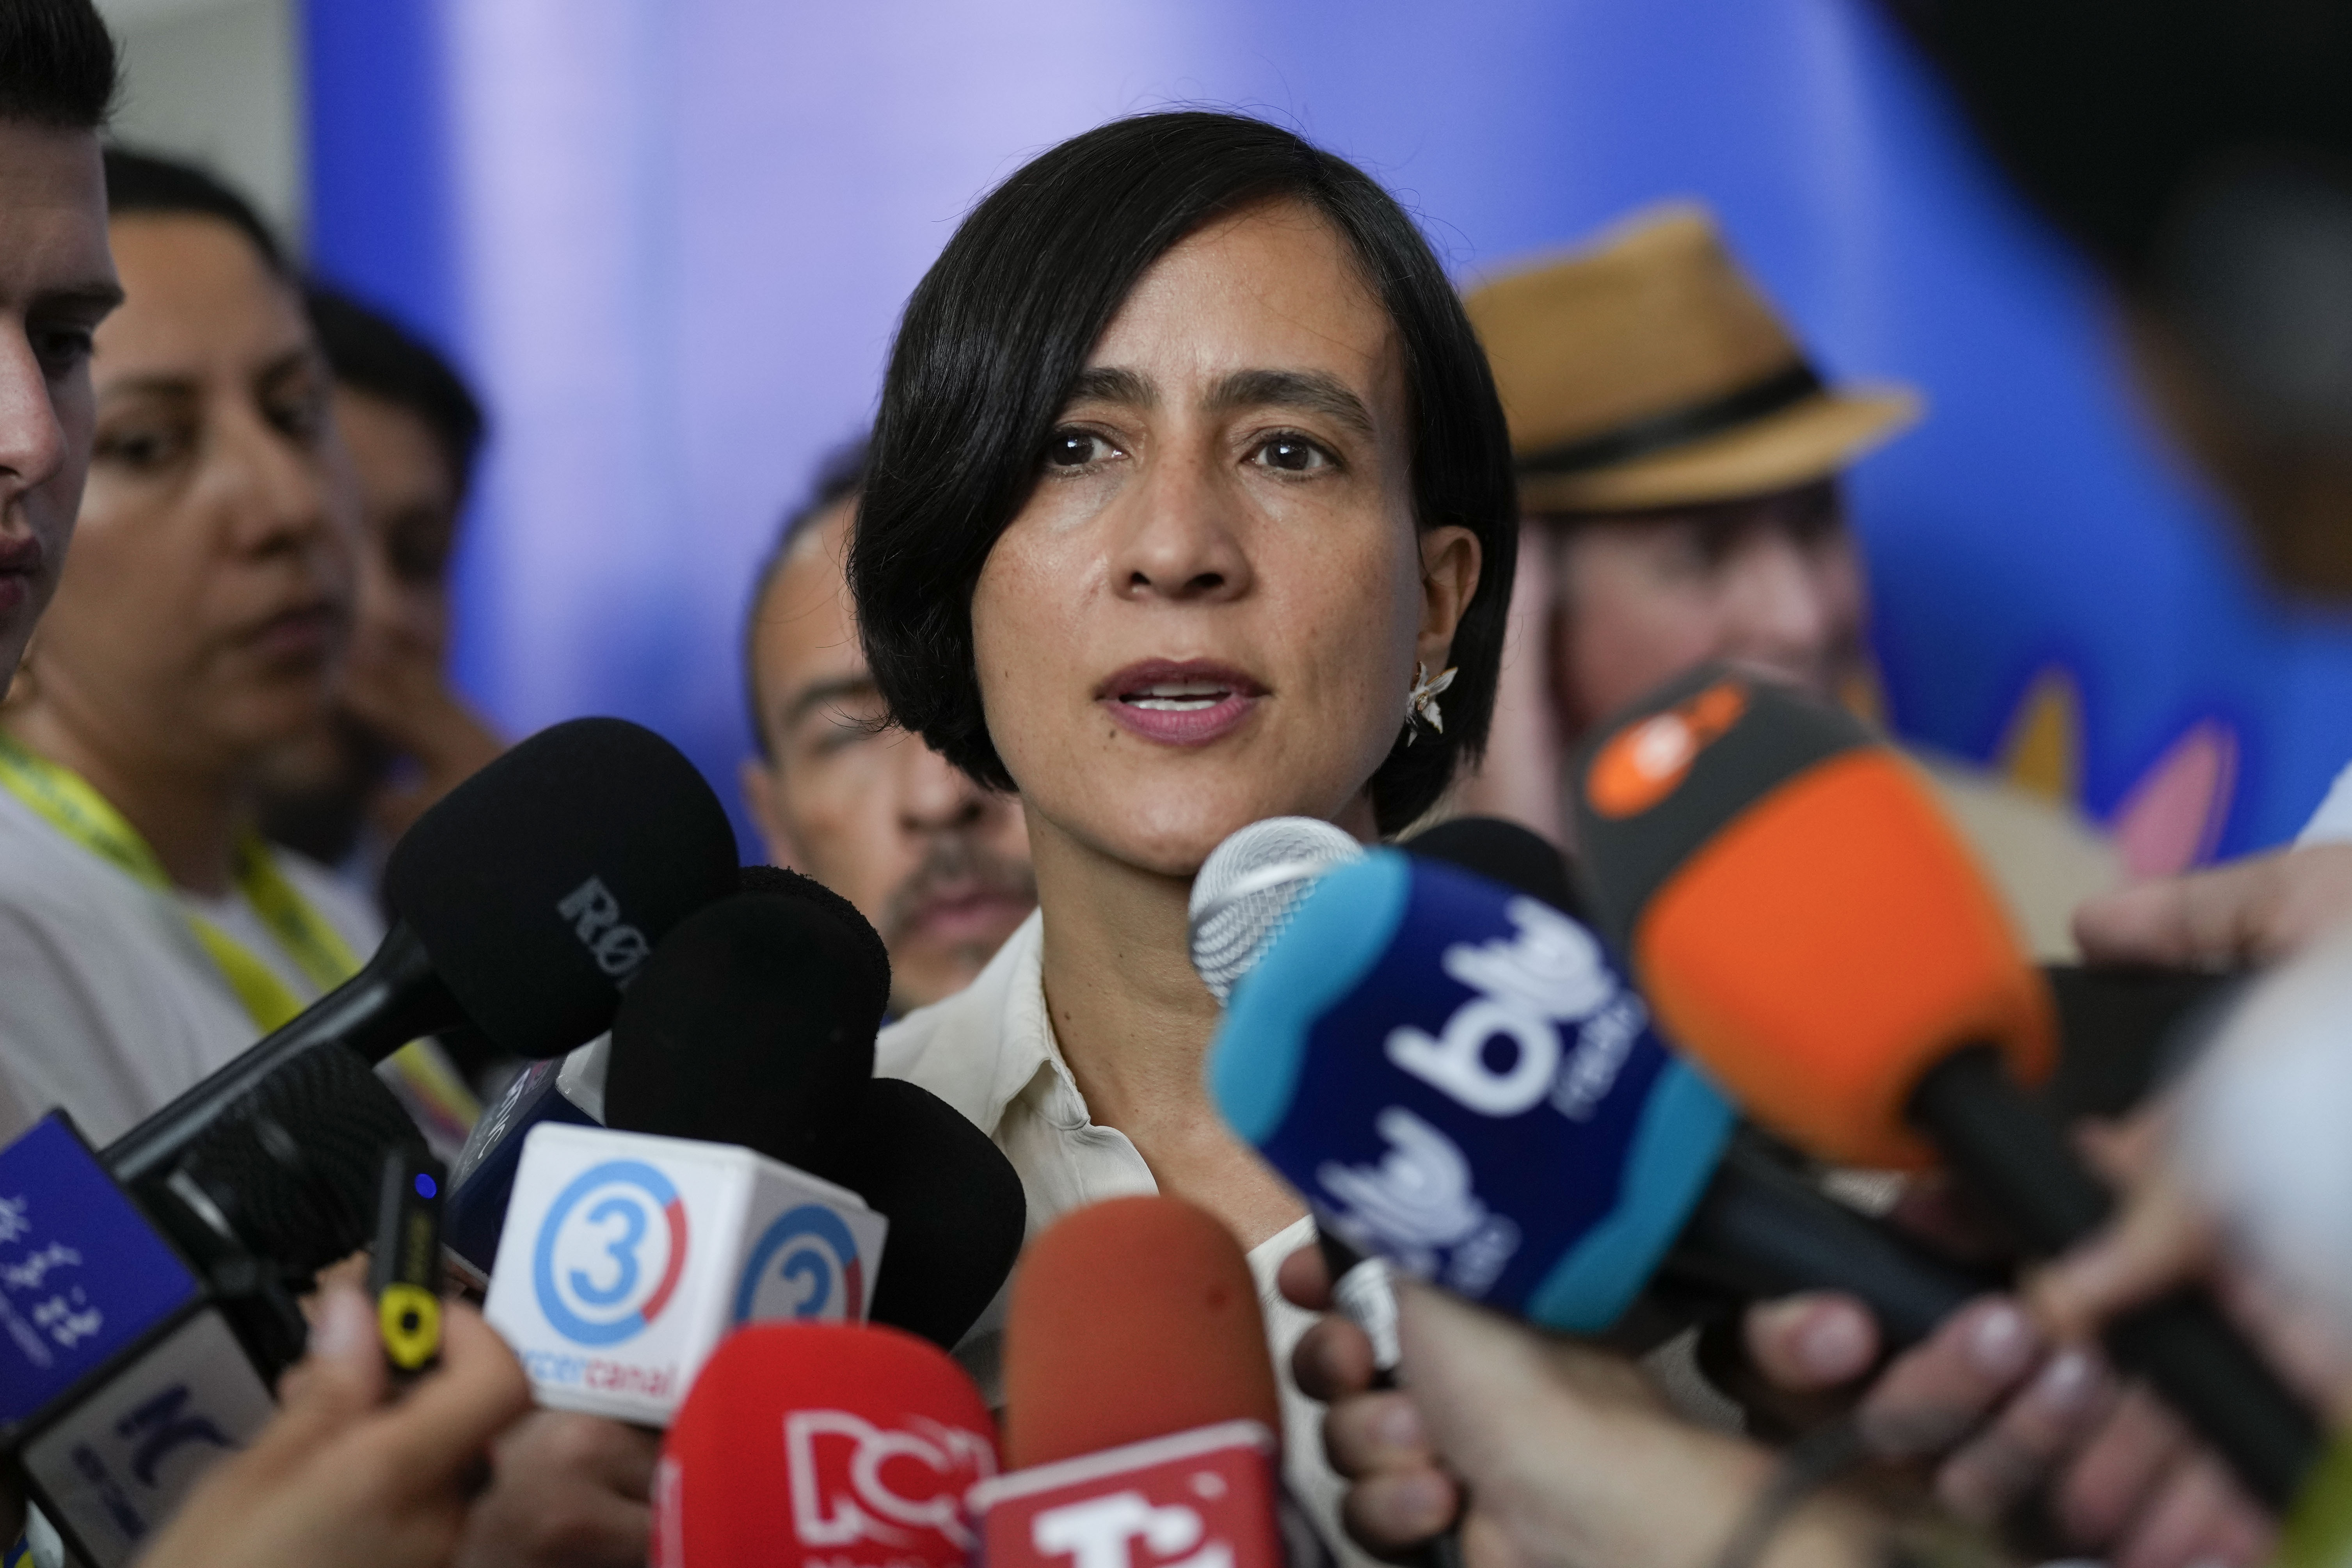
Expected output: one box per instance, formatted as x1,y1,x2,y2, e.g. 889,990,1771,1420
1416,524,1483,667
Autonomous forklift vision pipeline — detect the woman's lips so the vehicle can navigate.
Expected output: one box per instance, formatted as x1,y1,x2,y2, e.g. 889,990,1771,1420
1097,658,1267,747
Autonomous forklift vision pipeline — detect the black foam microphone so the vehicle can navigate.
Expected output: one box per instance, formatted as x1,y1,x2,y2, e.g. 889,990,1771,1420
107,717,739,1187
815,1077,1028,1350
603,875,890,1174
174,1041,426,1276
604,879,1024,1349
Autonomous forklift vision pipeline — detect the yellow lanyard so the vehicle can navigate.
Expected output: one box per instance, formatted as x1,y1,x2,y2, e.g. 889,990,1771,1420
0,731,483,1142
0,731,357,1031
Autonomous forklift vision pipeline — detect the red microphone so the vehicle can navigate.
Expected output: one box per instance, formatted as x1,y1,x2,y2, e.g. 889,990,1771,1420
975,1195,1292,1568
652,1321,998,1568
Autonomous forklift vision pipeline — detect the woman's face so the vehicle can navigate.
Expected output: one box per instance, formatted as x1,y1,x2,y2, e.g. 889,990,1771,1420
970,199,1480,877
34,214,349,771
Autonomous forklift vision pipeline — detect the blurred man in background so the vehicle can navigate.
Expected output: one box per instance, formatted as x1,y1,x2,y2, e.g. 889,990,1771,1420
0,0,118,695
740,443,1034,1015
256,286,501,887
451,448,1038,1568
1444,203,2269,1568
1456,203,2119,959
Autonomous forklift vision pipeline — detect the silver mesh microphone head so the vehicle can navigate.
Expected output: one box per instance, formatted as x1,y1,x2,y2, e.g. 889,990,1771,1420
1189,817,1366,1003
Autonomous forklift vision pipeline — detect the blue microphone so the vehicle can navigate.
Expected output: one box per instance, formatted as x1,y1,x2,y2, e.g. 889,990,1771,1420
1211,850,1733,1332
1210,840,1987,1340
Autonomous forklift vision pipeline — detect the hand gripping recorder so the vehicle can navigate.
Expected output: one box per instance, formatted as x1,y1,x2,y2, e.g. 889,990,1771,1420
484,1123,887,1425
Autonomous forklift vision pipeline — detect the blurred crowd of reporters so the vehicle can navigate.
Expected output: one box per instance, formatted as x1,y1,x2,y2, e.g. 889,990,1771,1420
2,1,2352,1567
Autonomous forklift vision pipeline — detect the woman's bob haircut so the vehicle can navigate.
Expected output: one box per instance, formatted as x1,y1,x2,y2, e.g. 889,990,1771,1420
850,110,1518,836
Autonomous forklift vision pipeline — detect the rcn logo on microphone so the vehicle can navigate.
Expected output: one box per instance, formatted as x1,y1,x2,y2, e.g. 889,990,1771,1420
786,1408,995,1560
532,1160,690,1346
558,876,653,981
734,1205,867,1325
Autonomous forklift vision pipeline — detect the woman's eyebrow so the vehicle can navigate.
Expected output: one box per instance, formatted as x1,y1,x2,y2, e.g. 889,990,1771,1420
1065,366,1155,409
1207,369,1374,437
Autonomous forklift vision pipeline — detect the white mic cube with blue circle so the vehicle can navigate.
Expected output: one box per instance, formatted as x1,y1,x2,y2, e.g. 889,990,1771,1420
484,1122,887,1426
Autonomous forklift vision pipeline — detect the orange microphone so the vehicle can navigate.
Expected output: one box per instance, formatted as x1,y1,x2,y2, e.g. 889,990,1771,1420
1573,666,2319,1511
980,1196,1294,1568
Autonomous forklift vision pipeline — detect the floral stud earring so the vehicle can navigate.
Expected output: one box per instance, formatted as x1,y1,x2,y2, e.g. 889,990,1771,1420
1404,661,1457,744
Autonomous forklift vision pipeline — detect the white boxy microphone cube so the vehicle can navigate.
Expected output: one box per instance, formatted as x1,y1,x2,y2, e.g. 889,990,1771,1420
485,1123,887,1426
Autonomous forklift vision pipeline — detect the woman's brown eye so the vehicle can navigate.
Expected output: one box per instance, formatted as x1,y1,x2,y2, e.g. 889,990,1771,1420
1045,430,1102,467
1257,435,1325,472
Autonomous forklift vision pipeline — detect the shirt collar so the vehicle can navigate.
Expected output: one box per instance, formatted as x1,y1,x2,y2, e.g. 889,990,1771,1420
878,908,1093,1138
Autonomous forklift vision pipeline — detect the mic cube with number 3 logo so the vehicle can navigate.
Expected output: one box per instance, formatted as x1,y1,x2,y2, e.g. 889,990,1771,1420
486,1123,887,1425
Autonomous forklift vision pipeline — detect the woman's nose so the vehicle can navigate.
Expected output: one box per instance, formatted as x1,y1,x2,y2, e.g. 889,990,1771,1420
1110,452,1253,603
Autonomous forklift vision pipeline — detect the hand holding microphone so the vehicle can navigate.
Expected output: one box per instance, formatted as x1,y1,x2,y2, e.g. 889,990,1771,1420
131,1283,531,1568
1283,1249,1886,1568
1568,666,2324,1511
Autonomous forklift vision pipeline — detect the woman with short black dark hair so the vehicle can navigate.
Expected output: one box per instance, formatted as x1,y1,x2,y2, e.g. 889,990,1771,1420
859,110,1514,1556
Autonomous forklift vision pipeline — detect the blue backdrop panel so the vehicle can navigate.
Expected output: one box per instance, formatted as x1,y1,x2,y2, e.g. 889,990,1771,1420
305,0,2352,862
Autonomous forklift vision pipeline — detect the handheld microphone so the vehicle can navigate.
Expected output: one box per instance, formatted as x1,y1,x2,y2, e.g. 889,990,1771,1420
0,1047,424,1568
444,1049,604,1286
483,1121,887,1424
106,717,740,1189
816,1077,1026,1353
1570,665,2322,1508
603,873,890,1176
976,1196,1295,1568
489,887,896,1423
603,875,1024,1351
653,1321,997,1568
444,865,812,1282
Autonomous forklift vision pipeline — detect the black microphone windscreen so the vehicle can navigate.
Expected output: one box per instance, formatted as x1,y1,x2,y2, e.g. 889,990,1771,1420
383,718,739,1060
180,1042,421,1272
733,865,894,1009
1406,816,1588,920
819,1077,1026,1350
603,889,889,1171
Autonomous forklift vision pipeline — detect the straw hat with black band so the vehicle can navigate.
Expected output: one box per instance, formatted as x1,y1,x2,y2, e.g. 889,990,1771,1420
1465,202,1921,515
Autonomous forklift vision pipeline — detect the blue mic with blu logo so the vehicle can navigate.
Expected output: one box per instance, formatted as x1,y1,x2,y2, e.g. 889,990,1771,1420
1210,837,1986,1340
1212,850,1732,1332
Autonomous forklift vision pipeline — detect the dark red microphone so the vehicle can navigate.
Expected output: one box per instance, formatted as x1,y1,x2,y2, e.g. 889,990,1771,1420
653,1321,997,1568
975,1195,1294,1568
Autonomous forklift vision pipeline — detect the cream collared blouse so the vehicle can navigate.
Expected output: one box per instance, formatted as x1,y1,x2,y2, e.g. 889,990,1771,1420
878,908,1372,1568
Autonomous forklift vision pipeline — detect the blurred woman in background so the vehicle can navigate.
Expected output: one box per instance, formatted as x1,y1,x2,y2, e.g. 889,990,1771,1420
0,150,471,1150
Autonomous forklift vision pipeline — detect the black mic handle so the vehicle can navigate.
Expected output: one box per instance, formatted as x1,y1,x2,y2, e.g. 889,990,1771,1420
1315,1230,1465,1568
108,924,457,1186
1908,1044,2321,1511
1662,1139,1985,1349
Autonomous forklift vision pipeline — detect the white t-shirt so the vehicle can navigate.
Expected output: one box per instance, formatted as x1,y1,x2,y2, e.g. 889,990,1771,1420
877,910,1374,1568
0,782,388,1147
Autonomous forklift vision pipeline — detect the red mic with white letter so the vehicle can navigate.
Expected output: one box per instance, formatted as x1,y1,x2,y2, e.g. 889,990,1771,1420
652,1320,997,1568
971,1196,1294,1568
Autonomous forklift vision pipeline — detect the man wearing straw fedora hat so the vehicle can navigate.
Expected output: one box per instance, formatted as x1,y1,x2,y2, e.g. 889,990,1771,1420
1439,205,2274,1566
1455,201,2117,959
